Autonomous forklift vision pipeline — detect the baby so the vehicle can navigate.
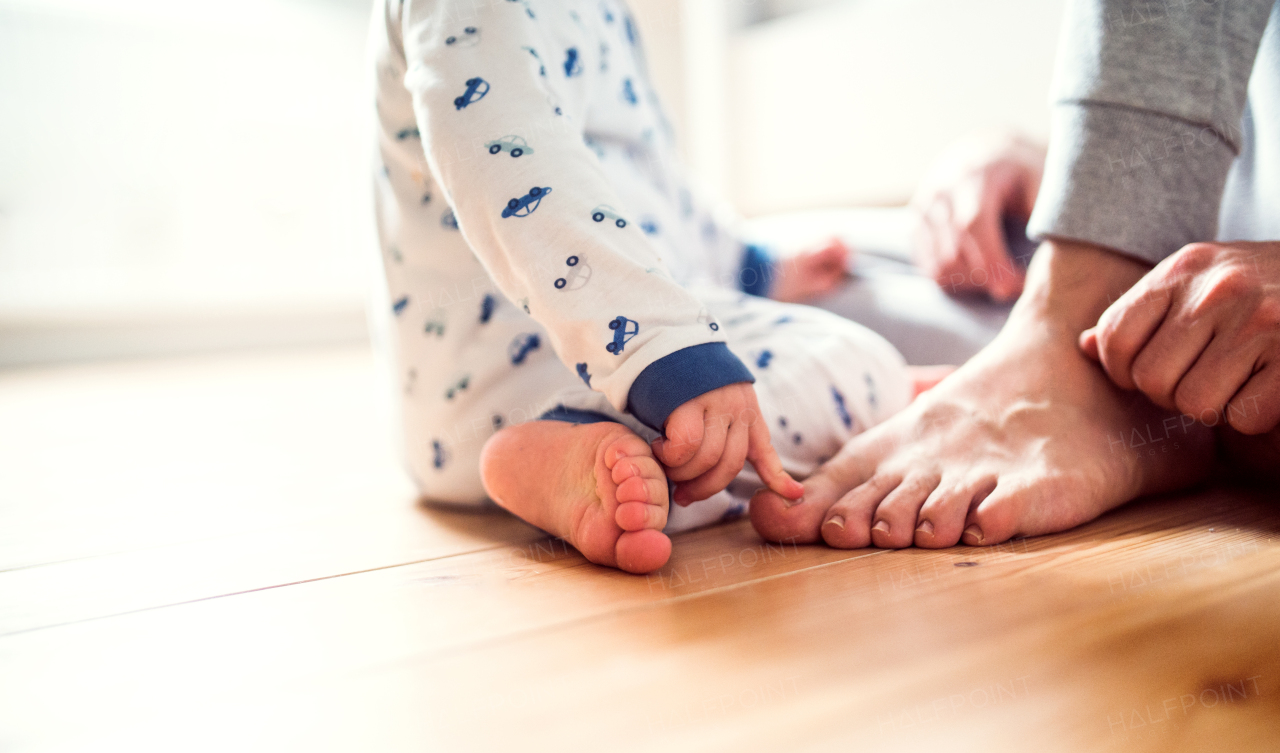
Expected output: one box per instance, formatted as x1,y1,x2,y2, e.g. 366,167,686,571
371,0,918,573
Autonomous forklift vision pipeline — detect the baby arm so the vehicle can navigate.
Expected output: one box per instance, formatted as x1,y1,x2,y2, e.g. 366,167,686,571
399,0,800,499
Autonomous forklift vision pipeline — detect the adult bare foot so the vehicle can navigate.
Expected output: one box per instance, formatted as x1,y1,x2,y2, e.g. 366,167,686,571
481,420,671,573
751,240,1216,550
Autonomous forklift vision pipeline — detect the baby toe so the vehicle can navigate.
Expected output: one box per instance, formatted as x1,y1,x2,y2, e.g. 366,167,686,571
615,529,672,574
616,500,667,531
604,431,656,467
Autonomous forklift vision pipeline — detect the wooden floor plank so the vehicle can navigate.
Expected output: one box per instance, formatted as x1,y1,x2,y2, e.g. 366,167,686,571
4,347,1278,753
2,489,1275,752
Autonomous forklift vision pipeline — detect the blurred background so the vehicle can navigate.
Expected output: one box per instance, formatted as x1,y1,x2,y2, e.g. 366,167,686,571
0,0,1065,367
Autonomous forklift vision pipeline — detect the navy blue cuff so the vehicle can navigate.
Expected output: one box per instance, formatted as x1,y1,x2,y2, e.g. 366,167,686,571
738,244,775,298
626,342,755,432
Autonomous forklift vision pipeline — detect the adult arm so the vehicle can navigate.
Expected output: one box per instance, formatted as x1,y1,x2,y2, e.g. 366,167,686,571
1027,0,1275,263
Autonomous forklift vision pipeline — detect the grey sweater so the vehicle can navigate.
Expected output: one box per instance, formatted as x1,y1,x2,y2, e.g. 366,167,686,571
1028,0,1280,264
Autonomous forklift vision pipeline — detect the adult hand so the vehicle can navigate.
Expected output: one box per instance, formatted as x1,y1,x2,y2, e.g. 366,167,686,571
910,131,1045,302
651,382,804,505
1081,241,1280,434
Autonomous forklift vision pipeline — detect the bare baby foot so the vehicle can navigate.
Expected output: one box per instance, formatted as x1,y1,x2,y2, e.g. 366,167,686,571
481,420,671,573
751,241,1217,550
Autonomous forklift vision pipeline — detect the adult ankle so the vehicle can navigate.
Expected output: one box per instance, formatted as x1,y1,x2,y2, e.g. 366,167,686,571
1011,239,1152,336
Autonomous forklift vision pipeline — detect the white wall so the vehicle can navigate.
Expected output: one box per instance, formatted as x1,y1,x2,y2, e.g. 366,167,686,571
0,0,1066,364
0,0,374,364
718,0,1066,213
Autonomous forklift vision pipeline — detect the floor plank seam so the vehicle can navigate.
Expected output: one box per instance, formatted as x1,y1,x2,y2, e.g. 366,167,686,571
338,548,897,676
0,541,533,639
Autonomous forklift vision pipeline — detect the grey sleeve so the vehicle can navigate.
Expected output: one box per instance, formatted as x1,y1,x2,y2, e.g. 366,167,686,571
1027,0,1275,263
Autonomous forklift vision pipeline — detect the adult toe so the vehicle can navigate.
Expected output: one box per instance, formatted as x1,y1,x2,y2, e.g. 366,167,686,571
750,470,846,544
963,479,1031,546
820,472,904,549
867,472,941,548
915,475,996,548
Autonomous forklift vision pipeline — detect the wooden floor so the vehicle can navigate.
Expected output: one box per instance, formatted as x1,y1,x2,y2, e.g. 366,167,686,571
2,346,1278,753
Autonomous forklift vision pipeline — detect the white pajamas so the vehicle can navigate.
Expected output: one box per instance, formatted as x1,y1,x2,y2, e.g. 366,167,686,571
370,0,911,530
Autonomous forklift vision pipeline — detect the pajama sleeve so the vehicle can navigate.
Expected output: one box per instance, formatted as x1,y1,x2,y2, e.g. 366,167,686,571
1027,0,1274,263
397,0,753,431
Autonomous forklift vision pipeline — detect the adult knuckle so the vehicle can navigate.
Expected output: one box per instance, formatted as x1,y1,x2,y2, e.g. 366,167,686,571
1131,361,1173,401
1176,242,1219,269
1227,407,1267,435
1173,381,1215,419
1251,296,1280,330
1201,267,1254,305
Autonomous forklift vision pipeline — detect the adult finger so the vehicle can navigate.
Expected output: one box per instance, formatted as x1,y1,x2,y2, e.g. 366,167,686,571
1079,328,1101,361
672,418,749,504
1094,275,1175,391
1174,334,1260,424
1128,304,1215,411
745,403,804,500
1225,364,1280,435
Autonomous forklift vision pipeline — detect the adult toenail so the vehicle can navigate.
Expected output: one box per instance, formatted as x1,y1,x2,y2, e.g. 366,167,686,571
784,495,805,508
963,525,984,544
824,515,844,529
916,519,934,536
872,520,890,535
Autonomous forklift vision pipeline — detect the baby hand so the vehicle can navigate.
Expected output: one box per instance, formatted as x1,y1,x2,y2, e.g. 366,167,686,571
768,237,852,303
650,383,804,505
1080,241,1280,434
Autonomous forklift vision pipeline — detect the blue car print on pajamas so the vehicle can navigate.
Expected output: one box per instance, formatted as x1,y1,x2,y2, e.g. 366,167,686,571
445,374,470,400
392,296,409,315
605,316,638,355
432,439,449,469
509,333,541,365
831,386,853,430
554,255,591,290
441,208,459,230
778,416,803,445
756,349,773,369
591,204,627,228
445,27,480,47
396,127,419,140
454,77,490,110
486,135,533,157
563,47,582,77
576,362,591,387
621,78,637,105
502,186,551,218
480,294,496,323
522,46,546,76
